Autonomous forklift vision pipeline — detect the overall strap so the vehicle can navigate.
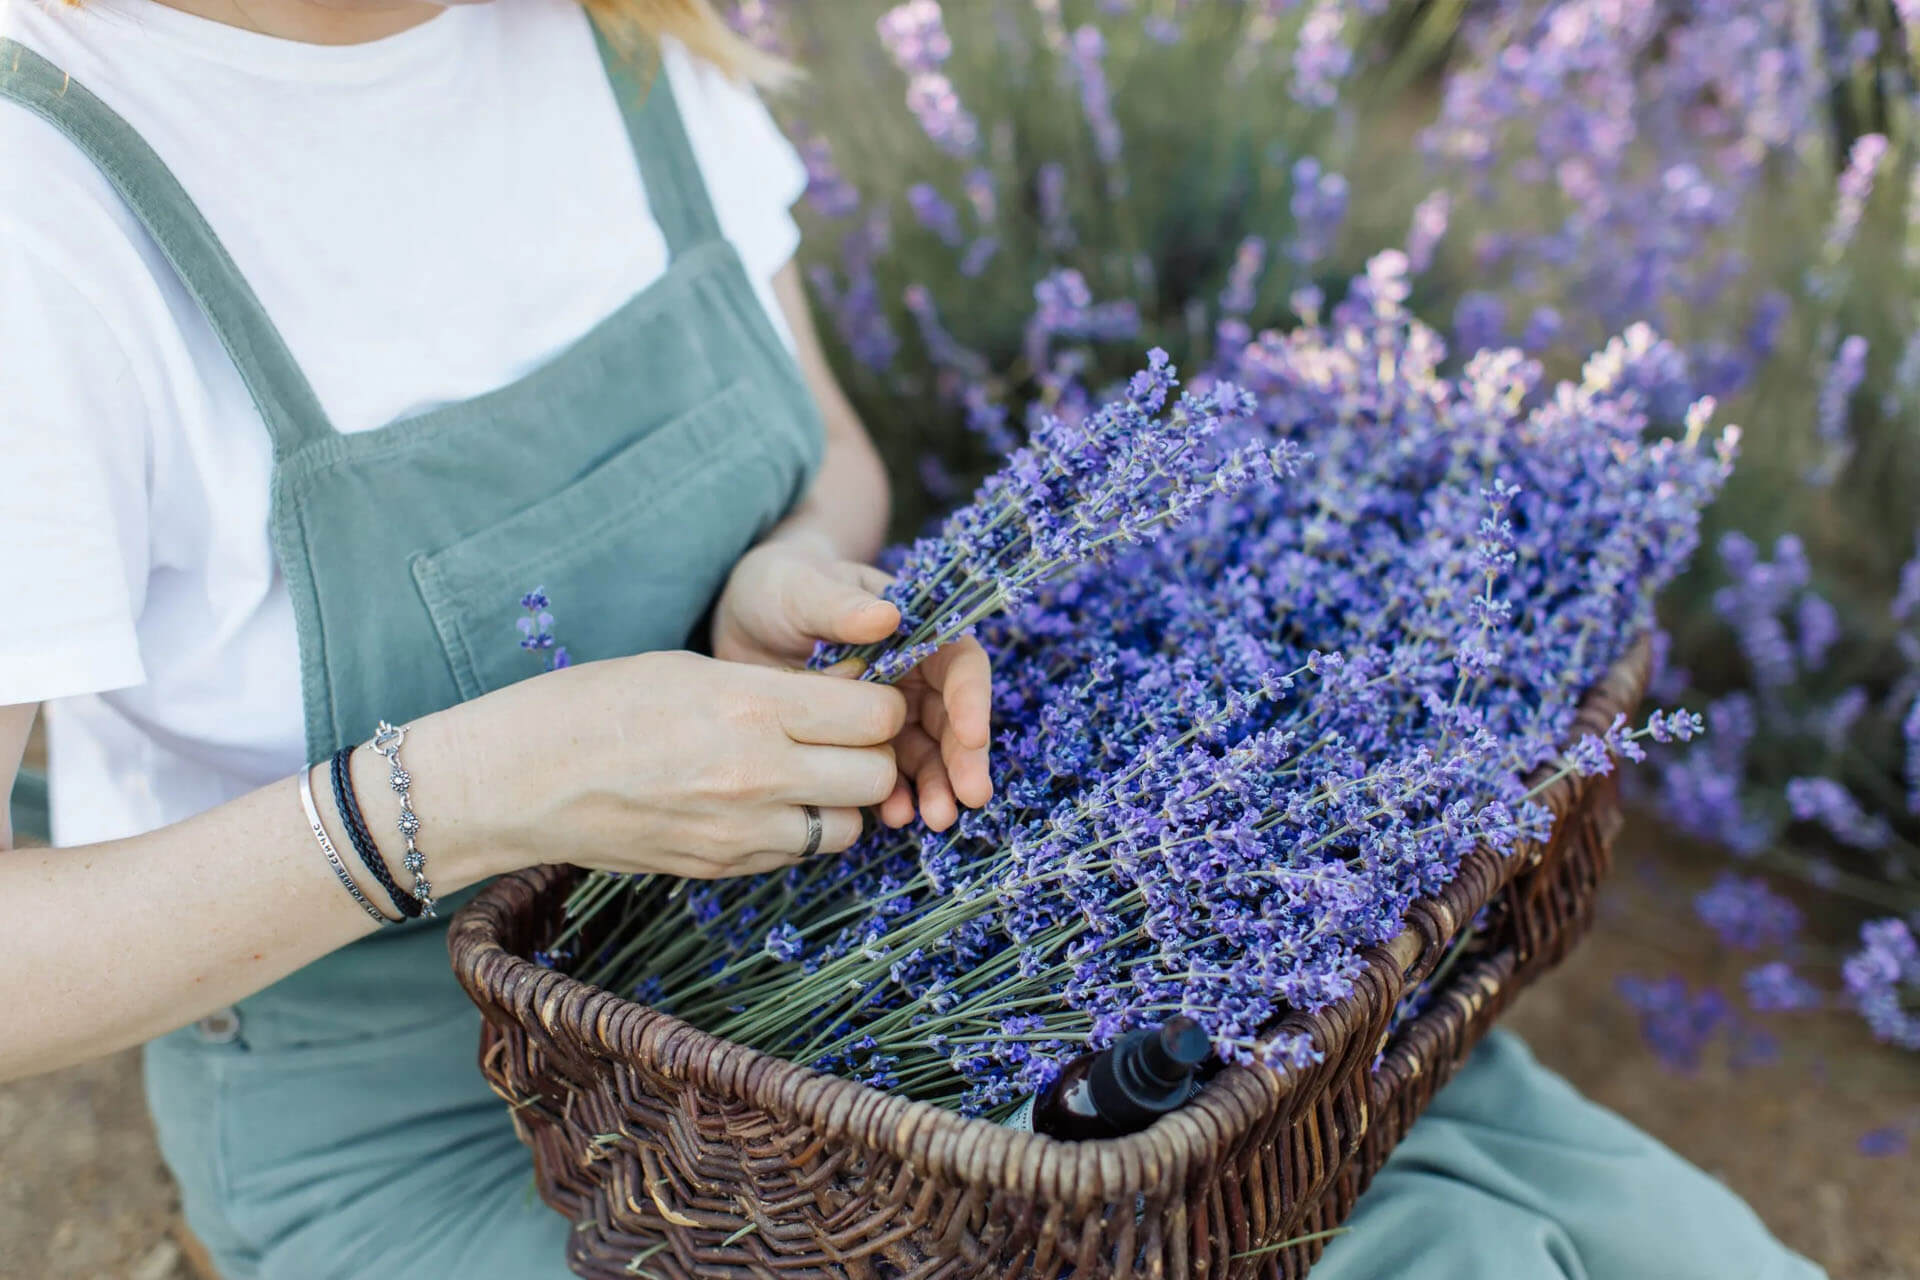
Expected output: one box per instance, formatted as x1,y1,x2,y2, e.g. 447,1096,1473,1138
592,25,724,259
0,40,335,458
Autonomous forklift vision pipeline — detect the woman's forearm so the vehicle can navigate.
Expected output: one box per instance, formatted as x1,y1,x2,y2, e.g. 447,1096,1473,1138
0,714,509,1082
770,262,890,563
769,416,890,563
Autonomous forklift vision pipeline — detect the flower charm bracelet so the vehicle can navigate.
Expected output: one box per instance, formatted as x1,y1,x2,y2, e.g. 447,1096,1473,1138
369,720,435,918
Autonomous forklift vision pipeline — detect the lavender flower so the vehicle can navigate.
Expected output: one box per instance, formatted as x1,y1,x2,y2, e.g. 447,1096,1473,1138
1841,918,1920,1050
1904,694,1920,816
1617,975,1729,1073
554,261,1735,1110
1694,874,1802,950
878,1,979,157
1023,269,1140,370
906,182,965,247
1859,1127,1910,1158
517,589,568,670
1809,333,1868,484
1219,236,1267,317
1288,157,1348,268
1453,291,1506,355
1065,26,1124,175
1743,961,1822,1013
1786,777,1893,851
1811,133,1889,301
799,138,859,220
815,348,1288,684
1290,0,1353,109
1404,190,1450,274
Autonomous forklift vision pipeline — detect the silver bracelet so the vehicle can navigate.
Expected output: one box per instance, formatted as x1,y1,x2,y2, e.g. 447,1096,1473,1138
299,765,395,924
369,721,436,918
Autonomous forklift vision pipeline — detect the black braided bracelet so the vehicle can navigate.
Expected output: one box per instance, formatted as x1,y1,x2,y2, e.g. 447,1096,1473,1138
329,746,423,919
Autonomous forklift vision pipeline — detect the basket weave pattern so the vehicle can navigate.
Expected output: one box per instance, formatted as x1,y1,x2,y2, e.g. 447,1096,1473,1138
450,639,1650,1279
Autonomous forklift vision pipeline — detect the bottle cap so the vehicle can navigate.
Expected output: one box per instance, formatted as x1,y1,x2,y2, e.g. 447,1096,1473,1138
1138,1016,1210,1087
1090,1017,1213,1128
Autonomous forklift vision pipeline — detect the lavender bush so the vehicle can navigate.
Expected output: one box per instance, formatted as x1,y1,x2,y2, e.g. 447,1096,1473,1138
719,0,1920,1057
548,256,1728,1113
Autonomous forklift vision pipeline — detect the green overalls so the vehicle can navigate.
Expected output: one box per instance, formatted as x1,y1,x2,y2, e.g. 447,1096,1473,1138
2,25,1824,1280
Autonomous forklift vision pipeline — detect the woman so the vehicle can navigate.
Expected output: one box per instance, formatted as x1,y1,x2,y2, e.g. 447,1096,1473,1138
0,0,992,1271
0,0,1827,1275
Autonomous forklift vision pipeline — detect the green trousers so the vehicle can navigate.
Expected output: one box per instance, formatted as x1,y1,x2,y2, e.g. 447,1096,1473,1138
1314,1031,1824,1280
147,1004,1822,1279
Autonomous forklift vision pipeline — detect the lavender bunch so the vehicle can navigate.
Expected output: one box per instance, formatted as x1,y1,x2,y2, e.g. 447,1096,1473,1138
563,256,1731,1115
815,350,1293,681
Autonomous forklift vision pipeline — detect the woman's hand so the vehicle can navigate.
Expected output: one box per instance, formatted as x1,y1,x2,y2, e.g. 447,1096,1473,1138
711,532,992,832
446,649,909,880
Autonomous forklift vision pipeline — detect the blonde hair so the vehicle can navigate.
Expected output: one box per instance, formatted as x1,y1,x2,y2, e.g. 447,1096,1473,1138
584,0,791,86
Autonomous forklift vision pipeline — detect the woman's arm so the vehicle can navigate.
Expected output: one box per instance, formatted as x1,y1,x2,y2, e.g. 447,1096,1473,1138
764,260,891,563
0,652,909,1083
0,699,475,1078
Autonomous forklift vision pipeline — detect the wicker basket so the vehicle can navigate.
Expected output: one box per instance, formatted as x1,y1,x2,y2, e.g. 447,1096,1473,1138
450,638,1650,1279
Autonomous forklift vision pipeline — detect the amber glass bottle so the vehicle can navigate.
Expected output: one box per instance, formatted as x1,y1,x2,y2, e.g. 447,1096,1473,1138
1005,1017,1211,1140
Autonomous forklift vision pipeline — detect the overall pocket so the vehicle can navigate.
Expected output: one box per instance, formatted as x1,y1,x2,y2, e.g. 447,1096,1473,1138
411,378,797,701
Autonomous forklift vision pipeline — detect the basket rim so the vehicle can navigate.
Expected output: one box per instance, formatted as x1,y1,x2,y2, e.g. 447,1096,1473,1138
450,636,1651,1204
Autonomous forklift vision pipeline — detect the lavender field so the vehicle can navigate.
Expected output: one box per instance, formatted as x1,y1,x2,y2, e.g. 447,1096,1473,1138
747,0,1920,1102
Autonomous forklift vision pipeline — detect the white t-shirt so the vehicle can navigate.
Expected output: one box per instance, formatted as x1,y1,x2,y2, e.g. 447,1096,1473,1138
0,0,808,845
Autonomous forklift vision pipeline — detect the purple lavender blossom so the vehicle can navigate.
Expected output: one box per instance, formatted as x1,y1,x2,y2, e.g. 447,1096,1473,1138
1743,961,1822,1013
878,2,979,157
1841,918,1920,1050
763,923,806,963
1425,0,1818,369
516,589,569,670
1453,291,1506,354
1728,1021,1781,1072
1859,1127,1910,1158
1288,157,1348,268
1810,334,1868,484
1894,541,1920,625
814,210,899,372
1713,533,1812,691
1023,269,1140,370
1812,133,1889,300
1219,236,1267,317
1694,874,1802,950
563,256,1738,1110
1905,694,1920,816
876,0,951,71
1290,0,1353,109
903,283,988,380
1657,696,1771,855
1617,975,1730,1073
1521,306,1563,352
906,182,965,247
1786,777,1893,850
798,138,859,220
1065,25,1124,174
1036,161,1073,250
1404,190,1450,274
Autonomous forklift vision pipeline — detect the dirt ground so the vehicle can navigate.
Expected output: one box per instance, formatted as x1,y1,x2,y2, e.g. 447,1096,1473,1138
2,822,1915,1280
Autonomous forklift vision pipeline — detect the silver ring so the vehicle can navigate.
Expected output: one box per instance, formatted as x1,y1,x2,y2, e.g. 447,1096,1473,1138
801,804,823,858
